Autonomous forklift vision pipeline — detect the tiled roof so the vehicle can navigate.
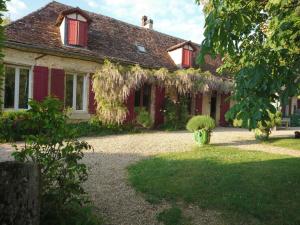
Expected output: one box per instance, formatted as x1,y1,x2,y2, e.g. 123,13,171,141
4,1,221,72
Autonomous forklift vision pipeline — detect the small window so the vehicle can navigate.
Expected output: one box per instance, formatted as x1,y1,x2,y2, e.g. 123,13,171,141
182,49,192,68
4,66,30,109
136,43,147,53
65,73,88,111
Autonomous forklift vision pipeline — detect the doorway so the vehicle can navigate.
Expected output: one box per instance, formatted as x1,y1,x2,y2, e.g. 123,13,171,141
210,95,217,120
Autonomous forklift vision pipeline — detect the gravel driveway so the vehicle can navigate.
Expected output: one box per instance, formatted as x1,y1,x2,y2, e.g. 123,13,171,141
1,128,299,225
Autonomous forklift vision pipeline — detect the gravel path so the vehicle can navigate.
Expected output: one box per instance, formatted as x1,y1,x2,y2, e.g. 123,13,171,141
1,128,299,225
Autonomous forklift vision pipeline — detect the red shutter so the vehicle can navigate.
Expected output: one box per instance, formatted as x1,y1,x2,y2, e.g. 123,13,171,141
154,86,165,127
220,93,231,127
182,49,192,68
125,89,136,123
50,69,65,101
67,19,79,45
78,21,88,47
33,66,49,102
89,75,97,114
195,93,203,114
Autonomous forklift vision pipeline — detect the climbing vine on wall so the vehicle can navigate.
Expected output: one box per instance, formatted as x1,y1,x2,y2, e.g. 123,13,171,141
93,59,233,125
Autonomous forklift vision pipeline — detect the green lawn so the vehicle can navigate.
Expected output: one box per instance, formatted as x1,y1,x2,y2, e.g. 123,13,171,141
266,137,300,150
128,146,300,225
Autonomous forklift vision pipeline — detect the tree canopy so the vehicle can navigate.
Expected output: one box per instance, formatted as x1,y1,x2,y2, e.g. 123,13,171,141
196,0,300,129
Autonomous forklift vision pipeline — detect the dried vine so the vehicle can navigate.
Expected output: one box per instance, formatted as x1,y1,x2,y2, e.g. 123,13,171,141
93,59,233,124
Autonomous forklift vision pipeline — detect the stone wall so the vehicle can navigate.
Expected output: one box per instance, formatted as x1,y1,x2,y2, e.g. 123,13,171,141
0,161,40,225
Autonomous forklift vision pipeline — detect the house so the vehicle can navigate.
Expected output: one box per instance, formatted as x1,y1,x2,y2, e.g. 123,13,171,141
2,1,233,126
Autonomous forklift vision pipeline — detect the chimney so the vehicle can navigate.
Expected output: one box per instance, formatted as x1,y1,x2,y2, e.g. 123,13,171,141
141,15,153,29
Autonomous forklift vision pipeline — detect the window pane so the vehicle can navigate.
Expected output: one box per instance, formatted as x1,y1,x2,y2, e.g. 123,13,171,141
4,67,15,108
76,75,84,110
19,68,29,109
65,75,73,108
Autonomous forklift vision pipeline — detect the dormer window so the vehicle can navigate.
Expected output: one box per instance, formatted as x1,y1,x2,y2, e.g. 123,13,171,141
167,41,196,69
56,8,92,48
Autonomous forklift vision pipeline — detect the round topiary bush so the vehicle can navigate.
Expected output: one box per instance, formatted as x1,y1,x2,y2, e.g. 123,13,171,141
186,115,216,145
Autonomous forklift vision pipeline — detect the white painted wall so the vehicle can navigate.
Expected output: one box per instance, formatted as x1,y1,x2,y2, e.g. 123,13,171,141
60,18,66,44
168,48,182,68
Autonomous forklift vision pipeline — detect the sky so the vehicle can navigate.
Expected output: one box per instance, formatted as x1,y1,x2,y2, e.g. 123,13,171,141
5,0,206,43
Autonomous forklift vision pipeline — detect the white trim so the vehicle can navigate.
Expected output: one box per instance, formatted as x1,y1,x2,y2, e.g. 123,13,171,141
14,68,20,109
72,74,77,110
3,65,32,111
66,73,88,113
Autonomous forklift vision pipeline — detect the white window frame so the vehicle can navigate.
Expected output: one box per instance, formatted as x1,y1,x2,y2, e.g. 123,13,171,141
3,65,33,111
66,73,88,112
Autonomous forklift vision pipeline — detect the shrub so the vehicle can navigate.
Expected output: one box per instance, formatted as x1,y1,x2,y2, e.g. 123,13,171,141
0,111,33,142
68,117,137,138
163,96,190,130
255,111,282,140
186,115,216,132
11,98,101,225
135,107,153,128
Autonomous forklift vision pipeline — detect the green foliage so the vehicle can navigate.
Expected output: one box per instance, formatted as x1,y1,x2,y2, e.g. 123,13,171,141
0,0,8,112
0,111,33,142
186,115,215,132
197,0,300,130
43,202,103,225
162,96,190,130
68,118,137,138
135,107,153,128
255,111,282,140
11,98,99,225
157,207,188,225
128,146,300,224
232,118,243,128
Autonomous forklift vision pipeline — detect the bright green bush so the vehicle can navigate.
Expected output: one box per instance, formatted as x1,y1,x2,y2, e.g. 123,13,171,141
186,115,216,132
12,98,102,225
135,107,153,128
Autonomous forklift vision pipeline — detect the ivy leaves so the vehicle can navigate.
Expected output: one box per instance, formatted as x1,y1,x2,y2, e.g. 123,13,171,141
197,0,300,129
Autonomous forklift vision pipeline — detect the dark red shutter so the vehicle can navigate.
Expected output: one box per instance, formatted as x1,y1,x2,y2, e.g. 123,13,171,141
33,66,49,102
220,93,231,126
154,86,165,126
78,21,88,47
125,89,136,123
182,49,192,68
50,69,65,102
195,93,203,114
89,75,96,114
67,19,78,45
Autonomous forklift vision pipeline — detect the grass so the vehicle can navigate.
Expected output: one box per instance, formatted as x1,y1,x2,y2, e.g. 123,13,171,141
128,145,300,225
157,207,189,225
265,137,300,150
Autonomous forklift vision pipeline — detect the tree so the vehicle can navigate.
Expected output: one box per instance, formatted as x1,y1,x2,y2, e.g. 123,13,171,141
0,0,8,112
196,0,300,129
